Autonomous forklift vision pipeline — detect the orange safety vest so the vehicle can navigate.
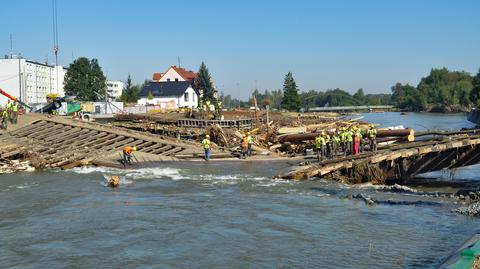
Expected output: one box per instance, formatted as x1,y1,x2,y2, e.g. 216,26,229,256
241,137,249,149
123,146,134,154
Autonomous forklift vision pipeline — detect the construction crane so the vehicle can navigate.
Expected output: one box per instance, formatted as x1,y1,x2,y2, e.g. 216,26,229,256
0,88,33,111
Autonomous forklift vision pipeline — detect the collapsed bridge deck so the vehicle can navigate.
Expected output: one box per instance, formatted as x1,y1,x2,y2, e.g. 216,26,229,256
0,115,211,169
280,133,480,183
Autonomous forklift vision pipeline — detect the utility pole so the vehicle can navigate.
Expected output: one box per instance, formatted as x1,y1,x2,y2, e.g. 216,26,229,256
52,0,60,95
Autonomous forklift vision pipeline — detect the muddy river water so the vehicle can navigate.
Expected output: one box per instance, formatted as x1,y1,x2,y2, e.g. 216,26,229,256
1,112,479,268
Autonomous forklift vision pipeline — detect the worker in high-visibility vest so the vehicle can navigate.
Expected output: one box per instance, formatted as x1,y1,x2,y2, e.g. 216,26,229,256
355,126,363,152
5,100,12,124
239,134,248,159
11,101,18,124
202,134,211,161
323,131,331,158
122,146,137,166
1,109,8,129
205,100,211,112
331,131,340,158
314,132,327,161
367,124,378,152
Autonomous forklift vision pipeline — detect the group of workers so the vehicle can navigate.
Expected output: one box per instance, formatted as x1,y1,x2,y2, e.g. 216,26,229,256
1,100,19,129
201,131,254,161
198,100,223,119
121,126,376,165
314,124,377,161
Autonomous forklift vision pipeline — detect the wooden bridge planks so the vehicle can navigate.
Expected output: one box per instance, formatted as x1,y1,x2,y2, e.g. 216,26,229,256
0,115,208,168
280,135,480,180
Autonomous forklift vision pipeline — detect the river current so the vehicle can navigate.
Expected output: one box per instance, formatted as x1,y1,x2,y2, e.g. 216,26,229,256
1,112,479,268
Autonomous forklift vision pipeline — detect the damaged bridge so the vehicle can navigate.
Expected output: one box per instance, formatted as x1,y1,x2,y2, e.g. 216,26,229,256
0,115,211,169
280,133,480,184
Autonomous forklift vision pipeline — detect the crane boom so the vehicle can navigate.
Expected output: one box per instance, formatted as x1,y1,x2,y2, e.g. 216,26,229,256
0,88,33,110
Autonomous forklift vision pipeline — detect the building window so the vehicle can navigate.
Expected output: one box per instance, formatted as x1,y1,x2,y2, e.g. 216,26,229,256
167,78,171,82
175,78,179,82
184,92,189,102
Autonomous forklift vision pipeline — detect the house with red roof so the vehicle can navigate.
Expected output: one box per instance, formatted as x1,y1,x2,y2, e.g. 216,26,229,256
152,65,196,82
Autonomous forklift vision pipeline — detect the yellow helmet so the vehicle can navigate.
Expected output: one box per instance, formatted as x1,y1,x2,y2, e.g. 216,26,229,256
206,134,210,138
370,124,375,127
133,146,137,151
342,127,346,131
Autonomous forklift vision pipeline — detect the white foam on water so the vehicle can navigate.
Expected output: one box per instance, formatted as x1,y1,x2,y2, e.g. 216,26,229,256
70,166,186,181
70,166,118,175
124,167,185,180
194,173,290,188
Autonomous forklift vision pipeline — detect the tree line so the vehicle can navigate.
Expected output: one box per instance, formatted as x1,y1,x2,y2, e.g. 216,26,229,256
391,68,480,112
63,57,480,113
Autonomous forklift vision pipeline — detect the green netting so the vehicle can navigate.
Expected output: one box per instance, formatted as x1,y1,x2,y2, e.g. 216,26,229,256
450,241,480,269
67,102,81,114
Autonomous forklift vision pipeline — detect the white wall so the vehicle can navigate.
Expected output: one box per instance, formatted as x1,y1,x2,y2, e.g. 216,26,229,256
0,59,66,106
137,86,198,109
158,68,186,82
106,80,124,100
177,86,198,108
0,59,22,107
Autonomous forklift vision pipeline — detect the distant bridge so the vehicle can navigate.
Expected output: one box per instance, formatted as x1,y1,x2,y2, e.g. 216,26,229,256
307,105,394,112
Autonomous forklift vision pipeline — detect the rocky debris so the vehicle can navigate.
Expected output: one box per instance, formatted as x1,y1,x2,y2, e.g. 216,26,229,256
380,184,418,193
0,159,35,173
455,188,480,203
348,193,375,206
454,202,480,217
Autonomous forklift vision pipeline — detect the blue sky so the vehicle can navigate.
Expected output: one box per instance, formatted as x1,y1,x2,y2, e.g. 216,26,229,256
1,0,479,99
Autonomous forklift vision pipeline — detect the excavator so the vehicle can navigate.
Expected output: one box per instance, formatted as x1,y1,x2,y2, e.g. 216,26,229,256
0,88,67,114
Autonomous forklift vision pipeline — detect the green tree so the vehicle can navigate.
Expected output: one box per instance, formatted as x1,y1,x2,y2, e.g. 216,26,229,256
470,69,480,107
64,57,106,101
353,88,367,105
281,72,301,111
147,90,154,100
194,62,216,103
417,68,473,109
119,74,140,103
391,83,425,111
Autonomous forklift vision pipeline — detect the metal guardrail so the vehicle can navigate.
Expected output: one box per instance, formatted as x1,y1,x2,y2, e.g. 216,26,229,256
177,118,253,128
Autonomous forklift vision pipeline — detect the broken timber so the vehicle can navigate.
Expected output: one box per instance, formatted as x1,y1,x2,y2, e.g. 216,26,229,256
0,115,216,169
279,134,480,183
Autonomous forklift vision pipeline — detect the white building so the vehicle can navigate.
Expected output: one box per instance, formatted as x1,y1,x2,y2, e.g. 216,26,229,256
137,81,198,109
0,57,66,106
106,80,124,100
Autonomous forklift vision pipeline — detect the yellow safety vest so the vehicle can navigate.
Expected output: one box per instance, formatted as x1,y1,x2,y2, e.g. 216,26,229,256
202,139,211,149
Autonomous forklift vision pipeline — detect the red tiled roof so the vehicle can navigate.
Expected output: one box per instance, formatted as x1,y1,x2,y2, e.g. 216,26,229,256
152,73,163,81
171,65,196,81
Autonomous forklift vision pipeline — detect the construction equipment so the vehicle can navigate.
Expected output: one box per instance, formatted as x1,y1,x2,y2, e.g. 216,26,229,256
0,88,33,111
